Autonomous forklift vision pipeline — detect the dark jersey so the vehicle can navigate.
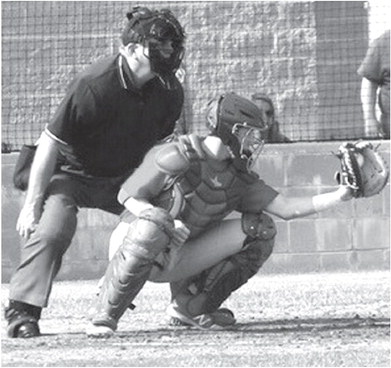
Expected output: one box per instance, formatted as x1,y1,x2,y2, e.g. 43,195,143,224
119,135,279,238
46,54,184,178
358,30,390,115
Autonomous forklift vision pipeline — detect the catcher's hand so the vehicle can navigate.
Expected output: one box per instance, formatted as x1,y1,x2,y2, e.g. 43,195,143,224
335,141,389,198
171,219,190,248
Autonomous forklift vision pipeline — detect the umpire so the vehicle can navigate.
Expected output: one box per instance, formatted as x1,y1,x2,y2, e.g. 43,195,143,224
5,7,185,338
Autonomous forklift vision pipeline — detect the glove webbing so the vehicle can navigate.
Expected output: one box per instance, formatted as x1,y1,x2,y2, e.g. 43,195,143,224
338,143,363,196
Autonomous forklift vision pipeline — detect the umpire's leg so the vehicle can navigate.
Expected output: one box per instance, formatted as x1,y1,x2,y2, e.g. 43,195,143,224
9,187,78,307
6,174,79,337
6,173,124,338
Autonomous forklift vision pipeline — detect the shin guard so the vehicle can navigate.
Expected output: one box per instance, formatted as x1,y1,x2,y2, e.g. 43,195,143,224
92,208,174,330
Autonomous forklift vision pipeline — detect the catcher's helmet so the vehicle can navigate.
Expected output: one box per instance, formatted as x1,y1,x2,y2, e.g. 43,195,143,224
206,93,267,168
121,7,185,87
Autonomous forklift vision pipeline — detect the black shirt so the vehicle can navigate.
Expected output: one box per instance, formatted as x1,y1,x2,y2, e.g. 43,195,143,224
46,54,184,178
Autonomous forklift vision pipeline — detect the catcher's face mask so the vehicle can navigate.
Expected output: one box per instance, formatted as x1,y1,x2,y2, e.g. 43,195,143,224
123,7,185,89
232,122,264,162
206,93,267,171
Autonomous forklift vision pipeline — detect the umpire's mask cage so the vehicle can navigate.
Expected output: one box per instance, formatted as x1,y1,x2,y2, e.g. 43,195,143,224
122,7,185,89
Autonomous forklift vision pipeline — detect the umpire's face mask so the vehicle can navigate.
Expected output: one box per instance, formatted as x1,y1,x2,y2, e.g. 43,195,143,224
143,19,185,88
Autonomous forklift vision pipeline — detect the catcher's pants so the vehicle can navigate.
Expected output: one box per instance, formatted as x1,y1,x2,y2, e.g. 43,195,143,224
110,218,250,283
9,173,125,308
150,219,254,282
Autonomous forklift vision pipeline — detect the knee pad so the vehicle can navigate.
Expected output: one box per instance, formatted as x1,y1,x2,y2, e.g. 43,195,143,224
125,207,175,259
242,212,276,241
241,212,276,271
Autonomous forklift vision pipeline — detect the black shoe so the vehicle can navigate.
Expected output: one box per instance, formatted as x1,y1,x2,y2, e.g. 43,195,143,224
5,302,41,338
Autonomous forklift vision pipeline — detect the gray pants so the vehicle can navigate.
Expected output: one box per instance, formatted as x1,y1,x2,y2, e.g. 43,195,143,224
9,173,125,308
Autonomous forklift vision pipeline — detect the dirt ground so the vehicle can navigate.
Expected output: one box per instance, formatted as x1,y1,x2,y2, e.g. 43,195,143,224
1,271,390,367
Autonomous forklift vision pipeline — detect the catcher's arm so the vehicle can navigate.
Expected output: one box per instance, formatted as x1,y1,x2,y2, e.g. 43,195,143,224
123,197,190,248
265,185,352,220
118,142,191,248
107,196,189,261
266,141,389,219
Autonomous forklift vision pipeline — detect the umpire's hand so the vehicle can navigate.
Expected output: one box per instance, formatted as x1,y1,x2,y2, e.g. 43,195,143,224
16,201,42,239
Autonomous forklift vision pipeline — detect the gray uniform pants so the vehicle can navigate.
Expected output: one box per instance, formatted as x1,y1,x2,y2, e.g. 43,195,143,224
9,173,125,308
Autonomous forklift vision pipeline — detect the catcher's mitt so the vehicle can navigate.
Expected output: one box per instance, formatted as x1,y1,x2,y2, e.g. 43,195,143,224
335,141,389,198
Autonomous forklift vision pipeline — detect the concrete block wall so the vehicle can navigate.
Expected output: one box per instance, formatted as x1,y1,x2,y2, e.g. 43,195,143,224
5,1,390,151
2,141,389,282
252,141,390,274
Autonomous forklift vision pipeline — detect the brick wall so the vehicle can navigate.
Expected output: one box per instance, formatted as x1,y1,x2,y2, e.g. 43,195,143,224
2,141,389,282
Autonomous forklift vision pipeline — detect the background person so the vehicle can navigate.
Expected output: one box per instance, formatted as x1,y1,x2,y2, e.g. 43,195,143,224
5,6,185,339
251,93,291,143
357,29,390,139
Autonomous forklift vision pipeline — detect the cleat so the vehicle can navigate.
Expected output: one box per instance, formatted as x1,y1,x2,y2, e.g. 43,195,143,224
86,323,115,338
5,307,41,338
15,321,40,338
169,316,191,327
166,304,213,330
166,304,236,330
210,308,236,327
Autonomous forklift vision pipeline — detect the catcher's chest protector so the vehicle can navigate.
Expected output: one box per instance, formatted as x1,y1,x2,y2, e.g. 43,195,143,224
158,137,257,237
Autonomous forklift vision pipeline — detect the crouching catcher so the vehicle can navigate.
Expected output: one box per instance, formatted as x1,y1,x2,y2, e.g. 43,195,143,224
87,92,368,336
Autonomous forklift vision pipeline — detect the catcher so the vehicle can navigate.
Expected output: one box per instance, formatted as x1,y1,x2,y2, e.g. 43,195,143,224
87,93,388,337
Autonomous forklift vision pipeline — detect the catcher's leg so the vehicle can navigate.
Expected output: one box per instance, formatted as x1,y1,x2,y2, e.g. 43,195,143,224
167,213,276,329
87,207,174,337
